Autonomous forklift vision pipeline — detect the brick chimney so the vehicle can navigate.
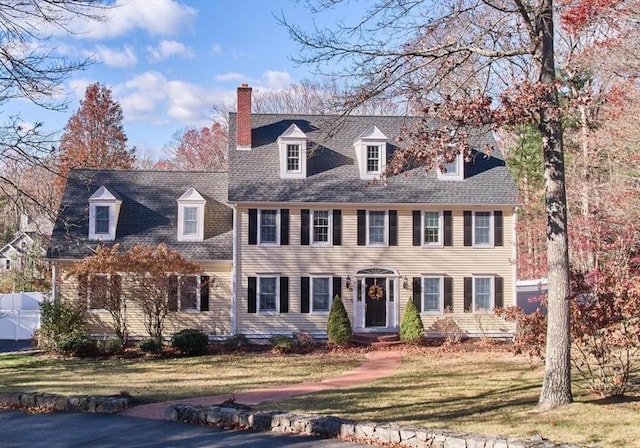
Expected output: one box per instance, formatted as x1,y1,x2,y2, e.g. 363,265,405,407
236,83,252,150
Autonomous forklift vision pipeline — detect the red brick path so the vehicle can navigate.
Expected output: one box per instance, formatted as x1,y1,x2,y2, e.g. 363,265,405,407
121,350,402,420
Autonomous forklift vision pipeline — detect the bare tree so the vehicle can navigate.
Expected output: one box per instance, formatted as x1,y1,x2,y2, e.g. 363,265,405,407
280,0,596,408
0,1,108,222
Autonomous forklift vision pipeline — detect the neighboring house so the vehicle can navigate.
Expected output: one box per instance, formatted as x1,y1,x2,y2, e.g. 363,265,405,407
0,233,37,272
47,171,232,337
48,84,519,340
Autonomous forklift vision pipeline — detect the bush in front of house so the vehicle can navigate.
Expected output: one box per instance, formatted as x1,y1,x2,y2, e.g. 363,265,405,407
171,329,209,355
56,330,96,357
270,334,295,354
293,330,317,353
97,337,124,356
223,334,249,352
37,299,87,352
400,299,425,344
138,338,163,354
327,295,352,346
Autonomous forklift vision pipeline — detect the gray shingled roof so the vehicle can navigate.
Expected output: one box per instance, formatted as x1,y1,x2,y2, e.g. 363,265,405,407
228,113,518,205
47,169,232,261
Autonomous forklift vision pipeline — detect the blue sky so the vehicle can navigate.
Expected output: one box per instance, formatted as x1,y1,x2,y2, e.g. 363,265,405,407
8,0,361,161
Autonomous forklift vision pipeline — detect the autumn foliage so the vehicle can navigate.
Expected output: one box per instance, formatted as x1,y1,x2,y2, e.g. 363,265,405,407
68,243,201,343
156,122,228,171
57,82,135,191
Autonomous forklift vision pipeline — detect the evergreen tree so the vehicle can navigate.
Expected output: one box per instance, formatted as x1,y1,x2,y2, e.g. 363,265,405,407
400,299,424,344
327,295,352,346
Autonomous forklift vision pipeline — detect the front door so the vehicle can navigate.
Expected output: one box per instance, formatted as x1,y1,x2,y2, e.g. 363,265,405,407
365,277,386,327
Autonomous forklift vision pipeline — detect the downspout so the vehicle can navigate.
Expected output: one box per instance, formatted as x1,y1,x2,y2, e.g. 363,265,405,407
512,206,518,307
51,262,58,302
231,204,237,335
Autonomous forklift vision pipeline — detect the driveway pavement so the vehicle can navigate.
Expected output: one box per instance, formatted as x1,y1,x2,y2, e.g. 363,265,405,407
1,410,371,448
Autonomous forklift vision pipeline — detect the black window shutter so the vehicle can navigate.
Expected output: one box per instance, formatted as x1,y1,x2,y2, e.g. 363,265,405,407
494,211,503,247
444,277,453,311
463,211,472,246
280,209,290,245
495,276,504,309
200,275,210,311
412,277,422,312
168,275,179,312
301,209,310,245
248,277,257,313
280,277,289,313
444,211,453,246
78,274,88,304
248,209,258,245
332,210,342,246
333,276,342,300
412,210,421,246
389,210,398,246
300,277,310,313
464,277,473,312
110,274,122,304
357,210,366,246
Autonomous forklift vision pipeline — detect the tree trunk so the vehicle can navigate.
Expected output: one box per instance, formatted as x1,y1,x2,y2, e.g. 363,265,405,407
537,0,573,408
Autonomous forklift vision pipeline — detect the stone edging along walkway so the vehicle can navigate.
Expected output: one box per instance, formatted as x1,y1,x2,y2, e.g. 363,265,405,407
121,350,403,420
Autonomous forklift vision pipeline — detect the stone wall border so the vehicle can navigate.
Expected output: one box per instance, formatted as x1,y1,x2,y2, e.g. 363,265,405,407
0,392,129,414
164,403,584,448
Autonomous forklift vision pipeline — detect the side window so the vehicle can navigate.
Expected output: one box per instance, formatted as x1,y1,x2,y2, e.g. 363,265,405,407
311,277,331,312
259,210,278,244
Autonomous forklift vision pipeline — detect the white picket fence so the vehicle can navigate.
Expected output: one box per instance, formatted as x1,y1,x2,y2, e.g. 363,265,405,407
0,292,43,340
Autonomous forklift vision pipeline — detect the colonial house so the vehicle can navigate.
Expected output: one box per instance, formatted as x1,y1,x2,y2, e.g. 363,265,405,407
47,84,518,340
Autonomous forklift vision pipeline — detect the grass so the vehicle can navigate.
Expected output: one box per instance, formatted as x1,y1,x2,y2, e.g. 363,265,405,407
2,344,639,447
0,351,362,402
254,346,640,448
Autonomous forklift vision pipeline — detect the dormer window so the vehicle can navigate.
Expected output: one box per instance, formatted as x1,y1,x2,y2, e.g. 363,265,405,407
367,145,381,174
278,124,307,179
354,126,387,180
88,186,121,241
177,188,206,241
437,154,464,181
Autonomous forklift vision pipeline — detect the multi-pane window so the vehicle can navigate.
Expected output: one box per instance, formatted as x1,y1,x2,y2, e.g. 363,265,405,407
312,277,331,312
287,144,300,172
474,211,492,246
183,206,198,236
179,276,198,311
443,157,459,176
366,145,380,173
368,211,386,245
259,210,278,244
259,277,278,312
423,277,442,313
474,277,493,311
423,211,441,245
95,206,110,234
312,210,330,244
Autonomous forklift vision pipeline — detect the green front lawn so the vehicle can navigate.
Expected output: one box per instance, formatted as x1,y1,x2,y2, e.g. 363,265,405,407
0,351,362,402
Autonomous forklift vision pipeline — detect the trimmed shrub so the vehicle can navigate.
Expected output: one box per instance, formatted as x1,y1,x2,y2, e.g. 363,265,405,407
56,331,96,357
400,299,424,344
327,295,352,346
293,330,317,353
171,329,209,355
270,334,295,354
97,337,124,356
223,334,249,352
138,338,163,354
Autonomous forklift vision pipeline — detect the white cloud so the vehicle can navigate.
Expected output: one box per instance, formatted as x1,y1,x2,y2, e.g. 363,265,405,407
67,0,197,39
92,45,137,68
214,72,246,83
210,44,223,55
262,71,293,89
147,40,194,62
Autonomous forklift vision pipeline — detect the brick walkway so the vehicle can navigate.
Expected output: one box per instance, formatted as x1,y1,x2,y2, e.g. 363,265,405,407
121,350,403,420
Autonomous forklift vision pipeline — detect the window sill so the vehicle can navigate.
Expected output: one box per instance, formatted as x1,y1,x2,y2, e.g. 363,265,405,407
258,311,279,315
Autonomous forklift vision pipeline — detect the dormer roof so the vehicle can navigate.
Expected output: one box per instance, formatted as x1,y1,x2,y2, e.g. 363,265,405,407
178,187,205,202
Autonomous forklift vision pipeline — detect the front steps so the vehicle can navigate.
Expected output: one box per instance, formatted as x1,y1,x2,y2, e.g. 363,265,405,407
352,332,402,348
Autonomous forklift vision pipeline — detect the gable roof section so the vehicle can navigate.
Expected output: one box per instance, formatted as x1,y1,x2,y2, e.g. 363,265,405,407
228,113,518,205
47,169,232,261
